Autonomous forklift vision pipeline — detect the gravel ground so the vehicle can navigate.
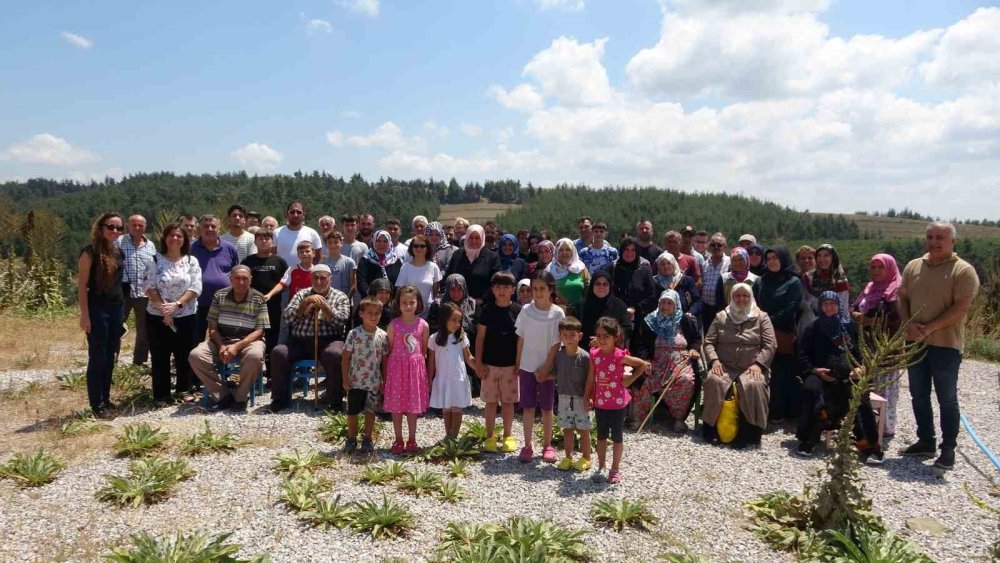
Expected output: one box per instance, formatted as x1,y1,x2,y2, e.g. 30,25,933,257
0,360,997,562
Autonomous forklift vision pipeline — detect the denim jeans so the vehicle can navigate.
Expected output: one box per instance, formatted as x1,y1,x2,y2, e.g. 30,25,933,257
907,344,962,450
86,300,124,410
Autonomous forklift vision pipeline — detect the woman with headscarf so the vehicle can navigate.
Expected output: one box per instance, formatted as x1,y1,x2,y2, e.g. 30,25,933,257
718,247,759,306
445,224,500,302
424,221,456,273
517,278,532,306
703,283,776,448
753,246,804,423
652,251,703,320
803,244,850,315
428,274,482,397
579,270,630,346
747,243,766,277
610,237,658,343
851,253,903,437
795,291,882,462
546,237,589,316
526,239,554,277
498,233,528,282
352,277,393,330
357,229,402,297
632,290,702,432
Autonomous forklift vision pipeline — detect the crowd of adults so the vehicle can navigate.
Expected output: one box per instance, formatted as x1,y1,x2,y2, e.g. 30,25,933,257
78,203,979,471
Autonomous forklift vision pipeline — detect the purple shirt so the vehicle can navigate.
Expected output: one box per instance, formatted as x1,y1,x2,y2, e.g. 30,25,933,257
191,238,239,307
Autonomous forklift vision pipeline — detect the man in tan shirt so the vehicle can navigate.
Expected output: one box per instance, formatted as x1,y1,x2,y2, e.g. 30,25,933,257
898,222,980,471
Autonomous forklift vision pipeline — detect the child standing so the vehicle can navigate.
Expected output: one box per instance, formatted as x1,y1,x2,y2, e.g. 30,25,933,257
383,285,430,454
341,297,389,455
515,270,566,463
553,317,592,471
322,231,357,300
429,302,476,438
265,240,315,301
586,316,650,484
475,272,522,452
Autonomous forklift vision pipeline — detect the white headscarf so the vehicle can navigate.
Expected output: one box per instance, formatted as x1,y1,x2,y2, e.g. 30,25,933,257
725,282,760,324
545,237,586,280
464,224,485,262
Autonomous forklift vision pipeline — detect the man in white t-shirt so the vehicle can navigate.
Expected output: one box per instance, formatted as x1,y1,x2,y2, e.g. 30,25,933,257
221,204,257,262
274,201,323,267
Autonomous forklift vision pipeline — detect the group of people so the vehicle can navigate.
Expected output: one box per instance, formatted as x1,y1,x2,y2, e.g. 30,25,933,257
78,204,980,480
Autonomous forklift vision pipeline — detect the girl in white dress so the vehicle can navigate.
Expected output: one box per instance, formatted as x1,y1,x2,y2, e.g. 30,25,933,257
429,302,477,438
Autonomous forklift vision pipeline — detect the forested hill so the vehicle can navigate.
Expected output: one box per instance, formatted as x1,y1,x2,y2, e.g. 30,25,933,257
497,185,860,242
1,172,443,260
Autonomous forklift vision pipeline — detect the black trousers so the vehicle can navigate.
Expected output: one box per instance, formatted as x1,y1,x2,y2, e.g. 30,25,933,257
270,337,344,406
147,314,198,401
796,374,879,447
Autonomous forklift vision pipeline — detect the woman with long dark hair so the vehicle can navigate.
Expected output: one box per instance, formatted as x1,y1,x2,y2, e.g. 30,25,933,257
609,237,658,347
753,246,804,423
77,212,126,418
144,222,202,404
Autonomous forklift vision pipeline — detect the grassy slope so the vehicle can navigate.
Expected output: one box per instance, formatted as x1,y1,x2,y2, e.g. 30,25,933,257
812,213,1000,239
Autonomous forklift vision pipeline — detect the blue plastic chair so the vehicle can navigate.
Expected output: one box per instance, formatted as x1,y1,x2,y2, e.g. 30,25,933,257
201,360,265,407
291,360,325,400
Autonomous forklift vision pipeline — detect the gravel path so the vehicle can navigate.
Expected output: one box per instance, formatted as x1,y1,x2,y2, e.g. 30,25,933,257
0,360,997,562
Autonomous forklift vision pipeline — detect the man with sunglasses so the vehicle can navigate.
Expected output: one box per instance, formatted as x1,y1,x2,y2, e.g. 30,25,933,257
700,233,731,329
116,214,156,365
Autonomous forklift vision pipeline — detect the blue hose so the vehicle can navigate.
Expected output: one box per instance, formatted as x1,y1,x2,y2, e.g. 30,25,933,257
961,413,1000,471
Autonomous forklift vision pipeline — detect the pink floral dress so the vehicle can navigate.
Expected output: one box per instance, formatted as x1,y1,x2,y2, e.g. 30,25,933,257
590,347,630,411
383,317,430,414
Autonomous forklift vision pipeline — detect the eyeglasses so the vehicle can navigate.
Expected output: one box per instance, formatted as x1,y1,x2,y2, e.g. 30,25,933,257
709,243,724,248
411,244,427,249
103,224,125,232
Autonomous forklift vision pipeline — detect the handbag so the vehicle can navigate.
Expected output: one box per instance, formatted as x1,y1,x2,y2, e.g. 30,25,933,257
717,382,739,444
775,329,796,355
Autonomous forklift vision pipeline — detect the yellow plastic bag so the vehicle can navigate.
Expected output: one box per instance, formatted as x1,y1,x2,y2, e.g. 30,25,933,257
717,382,739,444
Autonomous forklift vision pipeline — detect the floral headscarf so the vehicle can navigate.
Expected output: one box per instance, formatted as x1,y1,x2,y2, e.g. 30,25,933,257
729,247,750,282
443,273,477,321
645,289,683,341
855,253,900,313
805,243,849,296
364,230,399,270
464,224,485,262
725,282,760,324
536,240,555,267
424,221,449,253
546,238,585,280
816,290,852,345
653,251,681,288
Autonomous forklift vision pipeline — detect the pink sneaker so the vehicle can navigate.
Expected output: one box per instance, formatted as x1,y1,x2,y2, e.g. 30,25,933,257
608,469,623,484
541,446,558,463
518,446,534,463
405,439,420,453
390,439,404,455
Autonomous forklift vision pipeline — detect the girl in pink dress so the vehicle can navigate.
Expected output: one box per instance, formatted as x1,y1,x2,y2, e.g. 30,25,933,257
383,285,430,454
585,317,650,485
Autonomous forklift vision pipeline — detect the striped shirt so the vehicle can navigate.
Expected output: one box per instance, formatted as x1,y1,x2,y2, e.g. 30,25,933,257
221,231,257,263
283,286,351,340
207,287,270,340
116,235,157,298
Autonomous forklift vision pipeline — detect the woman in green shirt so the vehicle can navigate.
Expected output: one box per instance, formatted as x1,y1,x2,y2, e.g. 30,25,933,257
546,238,589,317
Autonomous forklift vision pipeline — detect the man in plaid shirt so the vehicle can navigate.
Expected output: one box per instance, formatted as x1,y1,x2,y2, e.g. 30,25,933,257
116,214,157,365
268,264,350,412
700,233,732,329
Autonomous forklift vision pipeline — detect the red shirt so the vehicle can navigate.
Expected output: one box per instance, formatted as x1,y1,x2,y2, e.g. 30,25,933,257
281,265,313,298
677,254,701,282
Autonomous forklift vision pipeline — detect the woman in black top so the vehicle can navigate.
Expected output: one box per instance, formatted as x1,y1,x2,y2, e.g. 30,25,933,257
445,224,500,301
579,270,631,347
77,212,126,419
357,229,402,297
753,246,804,422
609,237,658,339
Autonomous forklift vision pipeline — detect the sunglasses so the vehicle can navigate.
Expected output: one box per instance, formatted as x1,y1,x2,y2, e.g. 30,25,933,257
709,243,724,248
411,244,427,249
103,224,125,232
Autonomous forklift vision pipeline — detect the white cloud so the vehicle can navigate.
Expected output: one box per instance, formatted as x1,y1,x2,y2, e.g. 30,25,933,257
232,143,283,172
1,133,100,166
422,120,450,138
306,18,333,34
920,7,1000,89
460,123,483,137
60,31,92,49
336,0,379,17
536,0,585,11
489,84,544,112
523,36,614,106
345,121,420,151
326,131,344,146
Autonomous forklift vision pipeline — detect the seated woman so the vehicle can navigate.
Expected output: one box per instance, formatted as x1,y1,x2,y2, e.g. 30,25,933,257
796,291,882,462
652,252,703,320
632,290,702,433
702,283,776,449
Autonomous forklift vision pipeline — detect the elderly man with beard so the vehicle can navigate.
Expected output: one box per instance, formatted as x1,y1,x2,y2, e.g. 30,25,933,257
268,264,351,413
189,266,269,413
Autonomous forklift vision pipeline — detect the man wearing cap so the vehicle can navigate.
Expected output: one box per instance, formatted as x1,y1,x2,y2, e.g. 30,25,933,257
188,266,269,413
680,226,706,271
268,264,351,413
738,234,757,249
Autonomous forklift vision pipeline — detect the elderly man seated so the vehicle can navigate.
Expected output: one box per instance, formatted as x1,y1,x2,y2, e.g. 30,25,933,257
189,265,270,413
268,264,351,413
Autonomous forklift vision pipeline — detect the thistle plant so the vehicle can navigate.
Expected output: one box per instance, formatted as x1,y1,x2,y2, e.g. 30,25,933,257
179,421,240,455
96,456,194,507
272,450,333,478
0,448,64,487
591,498,659,532
112,423,169,457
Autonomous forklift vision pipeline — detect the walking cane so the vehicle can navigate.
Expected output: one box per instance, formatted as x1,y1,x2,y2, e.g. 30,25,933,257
313,310,320,410
636,357,689,434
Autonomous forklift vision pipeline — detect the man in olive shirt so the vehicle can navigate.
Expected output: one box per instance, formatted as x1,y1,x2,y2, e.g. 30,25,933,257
898,221,980,471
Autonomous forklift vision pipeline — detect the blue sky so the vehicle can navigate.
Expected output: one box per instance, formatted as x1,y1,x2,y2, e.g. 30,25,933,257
1,0,998,219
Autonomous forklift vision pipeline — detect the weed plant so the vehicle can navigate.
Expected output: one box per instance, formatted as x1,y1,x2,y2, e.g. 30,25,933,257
180,421,240,455
113,423,169,457
0,448,64,487
96,456,194,507
591,498,659,532
105,531,269,563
